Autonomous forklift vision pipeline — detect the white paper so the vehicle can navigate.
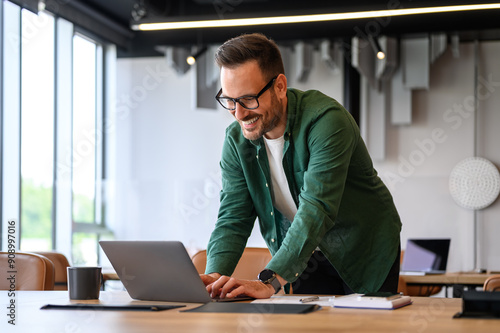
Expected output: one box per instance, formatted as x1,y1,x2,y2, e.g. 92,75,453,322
251,295,334,307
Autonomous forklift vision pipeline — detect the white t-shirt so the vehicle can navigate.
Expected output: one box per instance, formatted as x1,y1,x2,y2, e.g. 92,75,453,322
263,135,297,222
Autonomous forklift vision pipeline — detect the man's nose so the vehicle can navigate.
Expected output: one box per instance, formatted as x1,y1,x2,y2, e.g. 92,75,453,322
234,103,249,120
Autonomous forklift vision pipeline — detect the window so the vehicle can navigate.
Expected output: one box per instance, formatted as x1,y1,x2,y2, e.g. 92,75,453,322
72,35,97,225
20,9,55,251
1,3,113,265
71,34,106,266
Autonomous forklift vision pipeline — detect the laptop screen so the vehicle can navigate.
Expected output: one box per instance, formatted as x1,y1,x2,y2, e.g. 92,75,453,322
401,239,451,273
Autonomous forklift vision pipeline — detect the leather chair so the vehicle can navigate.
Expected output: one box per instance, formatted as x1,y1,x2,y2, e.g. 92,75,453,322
483,274,500,291
0,252,55,290
34,251,71,290
398,277,442,296
192,247,272,280
398,250,442,296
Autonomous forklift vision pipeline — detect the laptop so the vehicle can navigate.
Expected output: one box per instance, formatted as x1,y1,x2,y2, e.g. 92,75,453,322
99,240,253,303
400,238,451,275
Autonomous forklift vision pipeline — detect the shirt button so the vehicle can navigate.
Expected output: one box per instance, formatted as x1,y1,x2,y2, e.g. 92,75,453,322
270,211,274,216
256,155,259,159
295,273,299,277
271,239,275,243
265,183,269,187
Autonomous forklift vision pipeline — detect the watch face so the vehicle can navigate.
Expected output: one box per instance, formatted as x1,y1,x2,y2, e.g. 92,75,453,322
258,269,275,282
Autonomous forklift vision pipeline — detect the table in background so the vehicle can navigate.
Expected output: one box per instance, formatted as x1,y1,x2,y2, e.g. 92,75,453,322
101,267,119,290
400,272,497,297
2,290,499,332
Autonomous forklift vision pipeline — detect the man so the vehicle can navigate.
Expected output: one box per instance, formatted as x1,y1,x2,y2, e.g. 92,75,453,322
200,33,401,299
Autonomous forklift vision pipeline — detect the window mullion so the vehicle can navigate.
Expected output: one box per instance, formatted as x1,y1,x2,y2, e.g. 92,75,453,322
95,44,103,226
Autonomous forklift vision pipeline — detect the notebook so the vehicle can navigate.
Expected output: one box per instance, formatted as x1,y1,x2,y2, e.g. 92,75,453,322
333,293,412,310
99,240,253,303
400,238,451,275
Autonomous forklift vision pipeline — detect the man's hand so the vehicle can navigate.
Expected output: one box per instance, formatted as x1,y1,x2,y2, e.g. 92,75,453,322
206,275,275,299
200,272,221,286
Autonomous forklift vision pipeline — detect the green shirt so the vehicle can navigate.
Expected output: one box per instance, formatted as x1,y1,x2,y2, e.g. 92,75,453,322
206,88,401,293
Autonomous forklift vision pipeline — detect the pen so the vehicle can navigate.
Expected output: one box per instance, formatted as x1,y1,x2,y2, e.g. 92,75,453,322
300,296,319,303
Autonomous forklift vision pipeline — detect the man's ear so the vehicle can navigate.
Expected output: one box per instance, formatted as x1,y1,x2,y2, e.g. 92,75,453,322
274,73,288,98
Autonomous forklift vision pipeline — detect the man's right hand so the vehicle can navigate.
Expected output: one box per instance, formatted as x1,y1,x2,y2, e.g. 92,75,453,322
200,272,221,286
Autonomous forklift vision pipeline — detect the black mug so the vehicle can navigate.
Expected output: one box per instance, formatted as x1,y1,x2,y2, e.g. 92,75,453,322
67,267,102,300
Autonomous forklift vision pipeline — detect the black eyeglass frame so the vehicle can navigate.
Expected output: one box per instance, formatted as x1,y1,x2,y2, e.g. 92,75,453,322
215,75,278,110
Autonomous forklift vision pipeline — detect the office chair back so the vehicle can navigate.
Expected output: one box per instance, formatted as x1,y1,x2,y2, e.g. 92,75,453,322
483,275,500,292
192,247,272,280
34,251,71,290
0,252,55,290
398,250,442,296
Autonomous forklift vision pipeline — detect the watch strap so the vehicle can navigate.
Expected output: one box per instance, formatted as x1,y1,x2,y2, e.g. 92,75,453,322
258,269,281,294
268,276,281,294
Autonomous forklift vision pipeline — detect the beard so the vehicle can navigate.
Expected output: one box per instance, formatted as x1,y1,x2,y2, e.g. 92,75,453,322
240,91,284,141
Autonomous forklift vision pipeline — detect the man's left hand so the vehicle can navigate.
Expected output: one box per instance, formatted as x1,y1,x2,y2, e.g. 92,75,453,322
206,275,275,299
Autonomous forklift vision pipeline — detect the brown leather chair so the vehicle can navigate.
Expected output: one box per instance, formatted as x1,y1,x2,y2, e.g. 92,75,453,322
192,247,272,280
34,251,71,290
0,252,55,290
398,277,443,296
398,250,442,296
483,274,500,291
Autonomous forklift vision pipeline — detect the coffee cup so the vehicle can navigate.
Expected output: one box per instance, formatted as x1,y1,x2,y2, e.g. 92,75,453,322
67,267,102,300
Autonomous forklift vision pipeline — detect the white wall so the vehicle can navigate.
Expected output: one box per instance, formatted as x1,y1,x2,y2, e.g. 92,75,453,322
111,57,233,254
372,41,500,273
479,41,500,272
111,41,500,274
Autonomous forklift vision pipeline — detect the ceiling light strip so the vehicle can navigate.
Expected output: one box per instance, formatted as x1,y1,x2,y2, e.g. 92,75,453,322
133,3,500,31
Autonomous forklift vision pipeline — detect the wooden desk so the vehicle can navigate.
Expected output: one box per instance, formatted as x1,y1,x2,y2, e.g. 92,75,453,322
401,272,496,297
2,291,498,332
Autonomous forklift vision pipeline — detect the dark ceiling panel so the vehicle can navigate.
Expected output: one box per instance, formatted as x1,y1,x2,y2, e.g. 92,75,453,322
54,0,500,57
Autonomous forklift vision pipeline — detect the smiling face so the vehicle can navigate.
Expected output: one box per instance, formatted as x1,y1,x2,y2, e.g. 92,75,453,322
220,60,288,140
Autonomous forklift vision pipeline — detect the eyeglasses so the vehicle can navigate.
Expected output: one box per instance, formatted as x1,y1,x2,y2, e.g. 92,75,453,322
215,76,278,111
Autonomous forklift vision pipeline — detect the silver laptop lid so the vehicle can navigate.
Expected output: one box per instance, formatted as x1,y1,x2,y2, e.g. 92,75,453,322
99,240,212,303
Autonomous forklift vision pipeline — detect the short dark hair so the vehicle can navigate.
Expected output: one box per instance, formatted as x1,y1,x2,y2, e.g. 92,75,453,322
215,33,285,80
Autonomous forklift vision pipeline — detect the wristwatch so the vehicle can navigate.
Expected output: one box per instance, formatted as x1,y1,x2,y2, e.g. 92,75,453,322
258,269,281,294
